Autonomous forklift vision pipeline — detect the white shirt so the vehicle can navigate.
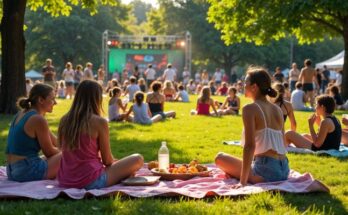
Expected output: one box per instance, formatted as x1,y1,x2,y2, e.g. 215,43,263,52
63,69,75,82
214,71,222,82
163,68,176,81
182,70,190,84
289,68,300,81
126,84,141,101
145,68,156,80
336,73,342,86
291,89,306,110
83,68,94,80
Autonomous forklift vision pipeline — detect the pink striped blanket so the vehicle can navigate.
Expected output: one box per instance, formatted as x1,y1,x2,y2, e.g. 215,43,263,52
0,165,329,199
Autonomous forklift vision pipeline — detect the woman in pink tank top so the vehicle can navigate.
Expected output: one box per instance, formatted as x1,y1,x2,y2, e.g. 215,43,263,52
57,80,144,189
191,86,219,116
215,68,289,187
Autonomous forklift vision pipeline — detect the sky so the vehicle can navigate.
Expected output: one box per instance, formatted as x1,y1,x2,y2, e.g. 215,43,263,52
121,0,158,7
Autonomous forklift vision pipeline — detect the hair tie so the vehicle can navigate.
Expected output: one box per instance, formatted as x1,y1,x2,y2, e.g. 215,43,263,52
267,88,271,92
27,99,32,107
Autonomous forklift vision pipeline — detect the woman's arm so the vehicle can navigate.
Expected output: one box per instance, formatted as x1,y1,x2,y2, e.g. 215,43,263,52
125,105,133,117
117,98,127,112
309,117,331,148
221,97,229,109
97,117,115,166
34,116,60,157
210,99,218,115
233,97,241,111
287,104,297,131
240,105,256,185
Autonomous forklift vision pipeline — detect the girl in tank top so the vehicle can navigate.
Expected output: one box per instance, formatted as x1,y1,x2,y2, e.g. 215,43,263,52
218,87,240,115
190,86,219,116
108,87,129,122
285,95,341,151
215,67,289,187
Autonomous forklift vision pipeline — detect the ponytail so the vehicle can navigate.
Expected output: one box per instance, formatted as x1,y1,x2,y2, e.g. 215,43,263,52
17,98,32,110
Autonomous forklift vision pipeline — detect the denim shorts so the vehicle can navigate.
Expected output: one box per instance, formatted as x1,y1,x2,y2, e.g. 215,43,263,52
251,156,289,182
6,157,48,182
85,172,108,190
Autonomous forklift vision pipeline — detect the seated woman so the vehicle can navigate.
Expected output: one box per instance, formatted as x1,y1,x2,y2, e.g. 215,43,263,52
58,80,144,189
6,84,61,182
328,85,344,109
271,83,297,131
146,81,176,119
215,68,289,186
218,87,240,115
162,80,176,101
126,91,163,125
285,95,341,151
108,87,129,122
191,86,219,116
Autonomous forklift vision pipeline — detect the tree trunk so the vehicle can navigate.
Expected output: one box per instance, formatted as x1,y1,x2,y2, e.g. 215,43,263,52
341,18,348,100
222,53,234,77
0,0,27,114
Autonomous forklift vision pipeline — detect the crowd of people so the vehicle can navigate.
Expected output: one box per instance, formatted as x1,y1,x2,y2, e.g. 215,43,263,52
8,57,348,190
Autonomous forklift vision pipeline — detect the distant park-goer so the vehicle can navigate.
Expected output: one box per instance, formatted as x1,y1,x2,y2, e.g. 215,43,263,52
42,58,56,88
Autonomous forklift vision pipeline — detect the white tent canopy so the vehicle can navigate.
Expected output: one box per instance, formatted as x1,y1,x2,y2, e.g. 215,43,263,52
316,51,344,69
25,70,43,79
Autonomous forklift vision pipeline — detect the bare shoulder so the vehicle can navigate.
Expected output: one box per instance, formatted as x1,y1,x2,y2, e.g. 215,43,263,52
284,100,294,111
242,103,258,113
91,115,108,126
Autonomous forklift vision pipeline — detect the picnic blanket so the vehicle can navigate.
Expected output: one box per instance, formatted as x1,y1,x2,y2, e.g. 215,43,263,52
223,140,348,158
0,165,328,199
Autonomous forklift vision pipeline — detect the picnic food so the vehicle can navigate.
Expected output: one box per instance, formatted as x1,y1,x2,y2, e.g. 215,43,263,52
150,159,208,174
148,160,159,170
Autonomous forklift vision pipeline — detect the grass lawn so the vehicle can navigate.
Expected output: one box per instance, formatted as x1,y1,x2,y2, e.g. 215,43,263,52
0,95,348,214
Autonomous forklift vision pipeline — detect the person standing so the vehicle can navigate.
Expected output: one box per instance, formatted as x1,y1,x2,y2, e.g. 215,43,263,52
213,68,222,86
74,64,83,90
230,69,237,84
62,62,75,99
289,63,300,92
273,67,284,83
144,64,156,87
298,59,318,108
97,65,105,86
321,65,331,93
162,64,176,82
83,62,94,81
182,67,190,86
42,58,56,88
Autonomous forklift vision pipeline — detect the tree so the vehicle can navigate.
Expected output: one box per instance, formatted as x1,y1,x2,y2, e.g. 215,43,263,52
207,0,348,98
130,0,152,24
24,5,129,73
0,0,117,114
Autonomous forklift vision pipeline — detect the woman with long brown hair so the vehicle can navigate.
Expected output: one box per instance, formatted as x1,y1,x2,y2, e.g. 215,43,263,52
57,80,143,189
215,67,289,187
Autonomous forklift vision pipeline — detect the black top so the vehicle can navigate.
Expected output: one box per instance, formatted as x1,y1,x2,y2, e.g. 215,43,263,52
274,73,284,82
279,101,289,122
311,116,341,151
334,94,344,106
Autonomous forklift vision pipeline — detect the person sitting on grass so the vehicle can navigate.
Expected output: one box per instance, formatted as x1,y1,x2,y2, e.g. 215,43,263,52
163,80,176,101
215,67,289,187
191,86,219,116
6,84,61,182
174,85,190,102
217,87,240,115
341,116,348,146
290,82,312,111
108,87,129,122
123,76,140,102
217,82,229,96
271,83,297,131
328,85,344,109
186,79,196,94
126,91,163,125
285,95,341,151
57,80,143,189
146,81,176,119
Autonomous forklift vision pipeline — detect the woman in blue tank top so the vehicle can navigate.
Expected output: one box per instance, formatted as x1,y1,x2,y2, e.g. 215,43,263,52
285,95,341,151
6,84,61,182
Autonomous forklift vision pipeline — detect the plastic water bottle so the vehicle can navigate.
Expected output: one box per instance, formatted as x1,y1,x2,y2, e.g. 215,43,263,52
158,141,169,170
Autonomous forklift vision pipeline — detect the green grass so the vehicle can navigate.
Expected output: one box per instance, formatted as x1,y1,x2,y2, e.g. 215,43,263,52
0,95,348,214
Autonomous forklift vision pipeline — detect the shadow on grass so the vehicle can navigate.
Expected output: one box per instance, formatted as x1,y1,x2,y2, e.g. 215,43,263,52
281,192,347,214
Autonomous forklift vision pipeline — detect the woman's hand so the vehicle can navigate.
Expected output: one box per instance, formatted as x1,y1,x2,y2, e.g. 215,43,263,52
308,114,316,126
230,182,245,189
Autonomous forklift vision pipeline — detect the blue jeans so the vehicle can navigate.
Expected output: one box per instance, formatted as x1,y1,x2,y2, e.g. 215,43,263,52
6,157,48,182
85,172,108,190
252,156,289,182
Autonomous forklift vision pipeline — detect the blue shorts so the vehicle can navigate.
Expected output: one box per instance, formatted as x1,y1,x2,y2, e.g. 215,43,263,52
6,157,48,182
85,172,108,190
153,112,166,119
251,156,289,182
